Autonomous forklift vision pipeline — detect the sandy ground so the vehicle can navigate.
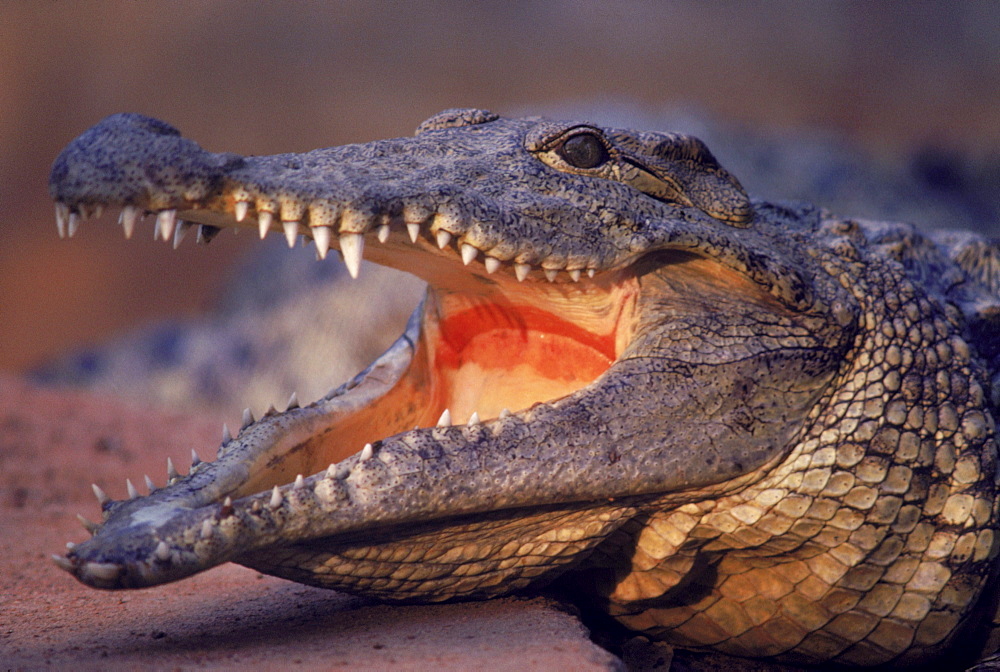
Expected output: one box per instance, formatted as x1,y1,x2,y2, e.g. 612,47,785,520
0,375,621,671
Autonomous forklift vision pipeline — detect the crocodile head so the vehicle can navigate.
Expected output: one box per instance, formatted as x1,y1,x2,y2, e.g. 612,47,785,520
48,109,999,665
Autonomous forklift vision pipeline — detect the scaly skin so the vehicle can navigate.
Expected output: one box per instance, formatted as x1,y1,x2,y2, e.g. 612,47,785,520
48,109,1000,667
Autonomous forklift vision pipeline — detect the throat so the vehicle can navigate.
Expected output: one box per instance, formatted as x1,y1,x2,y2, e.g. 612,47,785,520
422,283,637,423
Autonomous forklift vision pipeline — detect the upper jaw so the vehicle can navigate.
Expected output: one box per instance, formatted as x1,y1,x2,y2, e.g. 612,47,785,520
48,112,638,286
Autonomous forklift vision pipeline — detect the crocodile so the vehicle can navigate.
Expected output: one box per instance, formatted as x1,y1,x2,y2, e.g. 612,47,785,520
47,108,1000,668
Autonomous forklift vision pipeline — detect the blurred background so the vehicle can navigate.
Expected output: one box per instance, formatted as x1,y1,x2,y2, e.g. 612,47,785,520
2,1,999,393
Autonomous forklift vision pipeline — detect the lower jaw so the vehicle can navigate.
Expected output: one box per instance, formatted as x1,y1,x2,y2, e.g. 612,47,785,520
220,291,619,501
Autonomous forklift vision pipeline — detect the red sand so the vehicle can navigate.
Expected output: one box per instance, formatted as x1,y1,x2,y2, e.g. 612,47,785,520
0,375,620,670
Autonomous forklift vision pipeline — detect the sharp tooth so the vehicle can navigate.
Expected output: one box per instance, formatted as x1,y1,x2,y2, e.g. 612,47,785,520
263,404,277,418
241,408,254,430
485,257,501,274
282,219,297,248
92,483,110,506
461,244,478,265
294,474,305,489
120,205,140,239
52,555,74,572
286,392,299,410
360,443,374,461
313,226,332,259
200,519,214,539
435,229,452,249
326,464,337,478
126,479,139,500
83,561,121,582
167,457,179,480
258,215,271,239
499,408,512,419
173,221,192,249
56,203,70,238
544,269,558,282
467,412,480,426
235,200,249,223
377,224,390,243
269,486,283,509
154,541,171,562
340,232,365,279
68,212,81,238
436,408,452,427
77,513,99,535
222,423,233,444
191,448,202,467
515,263,531,282
156,210,177,242
144,474,156,492
570,269,582,282
588,268,596,278
406,222,421,243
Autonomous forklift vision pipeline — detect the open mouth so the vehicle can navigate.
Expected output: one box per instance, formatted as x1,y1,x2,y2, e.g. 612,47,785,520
48,109,837,598
139,199,645,501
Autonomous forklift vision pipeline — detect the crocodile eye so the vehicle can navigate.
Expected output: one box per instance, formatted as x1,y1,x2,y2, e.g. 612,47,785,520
558,133,609,169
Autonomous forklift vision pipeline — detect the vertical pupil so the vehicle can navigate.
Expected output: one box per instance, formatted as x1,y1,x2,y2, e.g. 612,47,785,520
561,135,605,168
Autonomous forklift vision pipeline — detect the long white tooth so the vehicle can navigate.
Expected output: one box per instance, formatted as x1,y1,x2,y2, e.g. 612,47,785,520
269,486,283,509
77,513,99,535
544,269,558,282
222,423,233,444
281,219,297,248
235,200,249,223
485,257,501,274
435,229,452,249
587,268,596,278
156,210,177,241
340,232,364,279
200,519,214,539
68,212,81,238
313,226,332,260
406,222,421,243
173,221,192,249
294,474,305,489
360,443,374,461
570,269,582,282
155,541,171,561
515,263,531,282
144,474,156,492
82,562,121,581
467,412,480,426
377,224,390,243
258,214,271,239
126,479,139,500
92,483,110,506
56,203,70,238
167,457,179,480
436,408,452,427
241,408,254,430
191,448,202,466
286,392,299,410
120,205,140,239
52,555,74,572
461,244,478,265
